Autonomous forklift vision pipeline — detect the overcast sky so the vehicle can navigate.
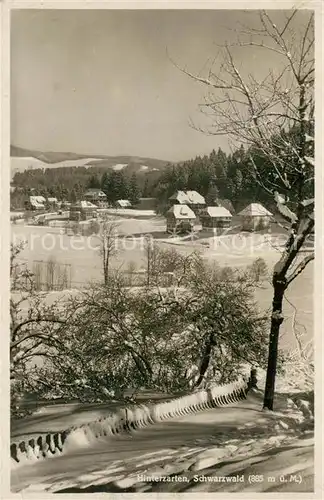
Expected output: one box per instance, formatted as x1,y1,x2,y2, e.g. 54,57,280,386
10,9,311,161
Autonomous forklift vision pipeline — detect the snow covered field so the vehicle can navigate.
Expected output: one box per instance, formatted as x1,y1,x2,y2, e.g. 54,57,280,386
11,220,313,354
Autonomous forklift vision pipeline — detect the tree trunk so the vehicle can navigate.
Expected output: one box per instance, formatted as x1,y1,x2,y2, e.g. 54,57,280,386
263,274,286,410
104,266,108,285
103,254,109,285
194,333,215,388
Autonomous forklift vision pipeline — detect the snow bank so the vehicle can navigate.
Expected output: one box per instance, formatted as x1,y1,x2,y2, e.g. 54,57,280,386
11,378,250,468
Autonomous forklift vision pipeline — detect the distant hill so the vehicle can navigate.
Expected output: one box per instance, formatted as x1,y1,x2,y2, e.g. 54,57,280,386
10,145,171,179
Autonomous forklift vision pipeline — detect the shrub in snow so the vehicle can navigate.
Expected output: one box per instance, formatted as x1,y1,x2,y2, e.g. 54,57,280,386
21,256,270,403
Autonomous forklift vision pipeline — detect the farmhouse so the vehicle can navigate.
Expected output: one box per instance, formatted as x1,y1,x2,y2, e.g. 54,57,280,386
26,196,46,210
69,200,98,221
238,203,273,231
169,190,206,213
166,204,196,234
84,188,107,207
169,190,206,205
200,206,232,233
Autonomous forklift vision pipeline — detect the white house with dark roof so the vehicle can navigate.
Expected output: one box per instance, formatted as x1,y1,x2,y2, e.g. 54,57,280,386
166,204,196,233
238,203,273,231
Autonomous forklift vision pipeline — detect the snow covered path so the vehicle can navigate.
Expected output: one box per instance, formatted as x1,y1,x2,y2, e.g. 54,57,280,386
11,391,314,493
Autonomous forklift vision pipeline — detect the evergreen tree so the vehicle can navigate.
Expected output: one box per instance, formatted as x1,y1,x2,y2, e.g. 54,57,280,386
101,172,108,190
115,172,129,200
102,171,128,203
205,185,219,206
128,173,140,205
142,177,150,197
70,188,77,203
87,175,101,189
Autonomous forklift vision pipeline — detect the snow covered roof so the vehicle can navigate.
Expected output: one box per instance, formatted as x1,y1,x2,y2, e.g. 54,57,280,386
116,199,132,208
30,195,46,203
215,198,235,214
185,191,206,204
29,196,46,208
203,206,232,218
238,203,272,217
72,200,98,209
169,191,206,205
167,204,196,219
169,191,188,204
84,189,107,197
82,200,98,208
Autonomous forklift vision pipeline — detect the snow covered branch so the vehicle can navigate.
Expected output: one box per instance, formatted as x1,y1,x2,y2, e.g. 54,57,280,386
286,252,314,286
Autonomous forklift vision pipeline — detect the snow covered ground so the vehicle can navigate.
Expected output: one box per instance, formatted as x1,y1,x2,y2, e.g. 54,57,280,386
97,208,157,217
11,219,313,356
10,218,314,493
11,388,314,493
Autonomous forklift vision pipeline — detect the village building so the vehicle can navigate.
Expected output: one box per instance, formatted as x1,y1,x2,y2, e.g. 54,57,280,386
200,206,233,233
166,204,196,234
169,191,206,214
25,195,46,210
116,199,132,208
69,200,98,221
238,203,273,231
47,197,59,209
84,188,107,207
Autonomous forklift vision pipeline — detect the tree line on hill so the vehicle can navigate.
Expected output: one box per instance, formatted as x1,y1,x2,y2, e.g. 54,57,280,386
11,125,313,216
11,167,145,208
9,144,270,212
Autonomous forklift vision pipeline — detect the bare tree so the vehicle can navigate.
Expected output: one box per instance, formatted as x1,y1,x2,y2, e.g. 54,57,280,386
124,260,138,287
96,218,120,285
45,257,57,291
143,236,157,286
10,243,74,415
174,10,314,409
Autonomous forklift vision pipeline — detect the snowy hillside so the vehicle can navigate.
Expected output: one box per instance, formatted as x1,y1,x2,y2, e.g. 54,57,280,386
11,156,104,178
10,146,170,179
